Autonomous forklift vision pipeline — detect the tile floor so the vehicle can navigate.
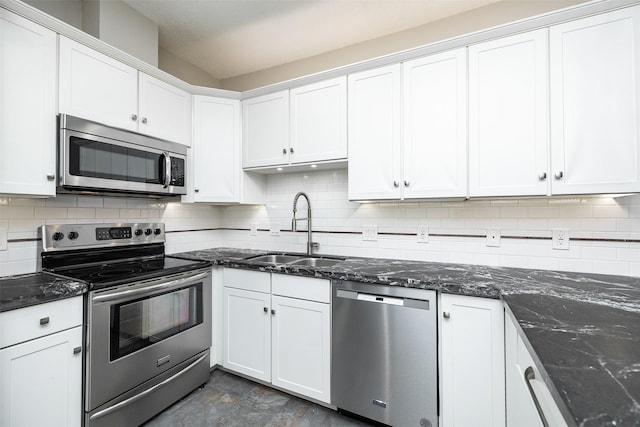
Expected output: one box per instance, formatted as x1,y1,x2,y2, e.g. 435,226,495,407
144,369,373,427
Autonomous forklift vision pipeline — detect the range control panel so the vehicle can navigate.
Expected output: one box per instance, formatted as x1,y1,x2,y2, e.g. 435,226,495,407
42,223,165,251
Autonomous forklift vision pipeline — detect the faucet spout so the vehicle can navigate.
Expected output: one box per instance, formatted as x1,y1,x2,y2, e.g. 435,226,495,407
291,192,318,255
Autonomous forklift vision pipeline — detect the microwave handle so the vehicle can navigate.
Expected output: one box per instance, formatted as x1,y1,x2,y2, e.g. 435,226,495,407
163,152,171,188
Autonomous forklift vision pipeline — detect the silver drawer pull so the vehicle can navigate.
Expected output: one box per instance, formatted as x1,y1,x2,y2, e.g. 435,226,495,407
73,346,82,355
524,366,549,427
39,317,50,325
443,312,451,318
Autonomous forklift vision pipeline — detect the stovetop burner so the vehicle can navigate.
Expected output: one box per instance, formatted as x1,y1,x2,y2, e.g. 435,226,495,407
40,222,211,290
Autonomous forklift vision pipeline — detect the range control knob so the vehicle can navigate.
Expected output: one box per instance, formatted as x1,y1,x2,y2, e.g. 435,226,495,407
154,228,162,235
52,232,64,241
135,229,143,236
144,229,152,236
68,231,79,240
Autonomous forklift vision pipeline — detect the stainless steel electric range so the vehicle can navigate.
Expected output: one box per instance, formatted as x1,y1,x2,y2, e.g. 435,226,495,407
41,223,212,427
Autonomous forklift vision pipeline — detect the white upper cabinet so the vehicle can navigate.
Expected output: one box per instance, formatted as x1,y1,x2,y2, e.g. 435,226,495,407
242,90,290,168
348,64,402,200
191,96,241,203
403,48,468,199
549,5,640,195
0,9,57,197
59,36,192,145
290,76,347,164
468,29,549,197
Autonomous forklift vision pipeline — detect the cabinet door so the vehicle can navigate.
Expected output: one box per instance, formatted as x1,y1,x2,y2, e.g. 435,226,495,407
222,287,271,382
271,295,331,403
0,10,56,196
242,90,290,168
138,72,192,145
348,64,402,200
58,36,138,132
469,29,549,197
192,96,240,202
403,49,467,199
290,77,347,164
0,326,82,427
550,6,640,195
440,294,505,427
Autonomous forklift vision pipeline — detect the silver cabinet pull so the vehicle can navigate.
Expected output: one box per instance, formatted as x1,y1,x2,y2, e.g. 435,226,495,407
282,148,287,154
524,366,549,427
554,171,564,180
393,181,400,188
46,174,55,181
290,147,294,154
263,307,268,313
141,117,148,124
131,114,138,121
73,346,82,355
194,188,200,193
443,312,451,319
404,180,410,187
39,316,50,325
538,172,547,180
271,309,276,315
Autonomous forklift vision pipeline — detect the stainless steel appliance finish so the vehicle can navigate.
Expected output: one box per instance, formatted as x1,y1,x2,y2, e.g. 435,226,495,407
40,222,211,427
332,280,438,427
58,114,187,197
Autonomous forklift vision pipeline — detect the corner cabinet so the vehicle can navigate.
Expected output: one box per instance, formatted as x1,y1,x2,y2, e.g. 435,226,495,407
549,5,640,195
0,9,57,197
59,36,192,145
0,297,83,427
468,29,549,197
222,269,331,403
505,310,568,427
440,294,505,427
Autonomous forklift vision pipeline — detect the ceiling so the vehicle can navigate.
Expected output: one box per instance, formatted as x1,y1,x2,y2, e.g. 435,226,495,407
121,0,501,81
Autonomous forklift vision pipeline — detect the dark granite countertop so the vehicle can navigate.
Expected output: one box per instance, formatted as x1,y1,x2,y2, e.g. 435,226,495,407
171,247,640,427
0,272,87,312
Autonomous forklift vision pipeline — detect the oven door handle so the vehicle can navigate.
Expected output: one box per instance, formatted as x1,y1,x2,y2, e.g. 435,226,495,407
89,352,208,421
92,270,210,303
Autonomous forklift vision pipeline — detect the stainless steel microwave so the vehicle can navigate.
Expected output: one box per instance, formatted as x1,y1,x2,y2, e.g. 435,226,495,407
58,114,187,197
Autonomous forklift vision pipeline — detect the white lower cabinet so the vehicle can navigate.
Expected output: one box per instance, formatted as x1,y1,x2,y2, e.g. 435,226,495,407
222,269,331,403
440,294,505,427
505,310,568,427
0,297,83,427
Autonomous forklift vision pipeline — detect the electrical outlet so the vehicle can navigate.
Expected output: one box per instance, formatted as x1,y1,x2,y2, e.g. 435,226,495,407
486,229,501,247
269,223,280,236
0,229,7,251
250,223,258,236
417,226,429,243
552,228,570,250
362,225,378,241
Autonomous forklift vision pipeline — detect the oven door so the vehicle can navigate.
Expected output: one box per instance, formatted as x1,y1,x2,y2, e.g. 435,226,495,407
59,127,186,195
86,268,211,412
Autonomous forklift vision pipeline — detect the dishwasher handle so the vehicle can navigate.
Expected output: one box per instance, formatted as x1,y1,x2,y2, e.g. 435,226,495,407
335,289,430,310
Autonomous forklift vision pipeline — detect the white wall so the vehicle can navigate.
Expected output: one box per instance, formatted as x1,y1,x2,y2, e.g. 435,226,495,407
1,175,639,278
22,0,82,29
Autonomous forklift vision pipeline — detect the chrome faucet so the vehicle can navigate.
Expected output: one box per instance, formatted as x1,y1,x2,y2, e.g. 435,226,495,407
292,191,318,255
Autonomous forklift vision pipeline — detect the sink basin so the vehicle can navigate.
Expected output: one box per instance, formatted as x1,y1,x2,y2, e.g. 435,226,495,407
246,254,303,264
288,258,343,268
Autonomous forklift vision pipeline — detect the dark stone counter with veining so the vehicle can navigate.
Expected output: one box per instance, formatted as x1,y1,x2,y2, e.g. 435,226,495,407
171,247,640,427
0,272,87,312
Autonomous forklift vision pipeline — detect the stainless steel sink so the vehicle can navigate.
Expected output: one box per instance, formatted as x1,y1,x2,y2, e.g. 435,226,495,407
288,257,342,268
245,254,303,264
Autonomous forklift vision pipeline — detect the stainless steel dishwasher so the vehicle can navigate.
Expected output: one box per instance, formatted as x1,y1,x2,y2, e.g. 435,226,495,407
331,280,437,427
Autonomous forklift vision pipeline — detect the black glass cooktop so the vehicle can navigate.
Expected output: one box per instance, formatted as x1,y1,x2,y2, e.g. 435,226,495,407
49,256,210,290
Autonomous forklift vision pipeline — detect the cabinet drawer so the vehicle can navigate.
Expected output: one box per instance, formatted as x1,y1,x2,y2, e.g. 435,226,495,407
0,296,82,349
223,268,270,293
272,274,330,303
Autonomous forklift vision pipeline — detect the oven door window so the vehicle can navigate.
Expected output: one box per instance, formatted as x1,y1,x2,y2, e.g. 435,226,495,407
110,284,202,361
69,136,165,184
